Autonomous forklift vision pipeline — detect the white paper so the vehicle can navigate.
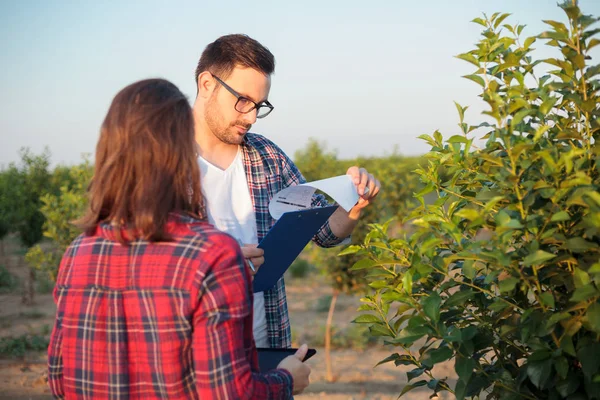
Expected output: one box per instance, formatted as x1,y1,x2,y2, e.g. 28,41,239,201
269,175,359,219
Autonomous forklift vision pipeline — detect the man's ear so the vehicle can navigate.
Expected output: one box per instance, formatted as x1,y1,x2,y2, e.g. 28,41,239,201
197,71,215,99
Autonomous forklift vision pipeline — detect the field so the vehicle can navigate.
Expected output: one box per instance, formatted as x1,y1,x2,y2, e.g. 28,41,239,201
0,236,456,399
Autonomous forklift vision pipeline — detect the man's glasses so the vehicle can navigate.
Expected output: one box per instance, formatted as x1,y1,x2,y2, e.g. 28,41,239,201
212,74,274,119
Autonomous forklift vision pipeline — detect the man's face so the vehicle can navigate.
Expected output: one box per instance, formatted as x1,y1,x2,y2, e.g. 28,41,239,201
204,67,271,145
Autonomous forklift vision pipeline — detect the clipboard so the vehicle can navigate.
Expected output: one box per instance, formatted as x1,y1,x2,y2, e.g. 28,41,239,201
257,347,317,372
252,205,338,293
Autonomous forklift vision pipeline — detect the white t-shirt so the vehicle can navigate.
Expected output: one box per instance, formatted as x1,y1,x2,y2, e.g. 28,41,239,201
198,148,269,348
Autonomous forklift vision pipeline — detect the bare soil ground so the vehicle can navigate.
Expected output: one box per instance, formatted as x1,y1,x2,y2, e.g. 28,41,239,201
0,239,456,399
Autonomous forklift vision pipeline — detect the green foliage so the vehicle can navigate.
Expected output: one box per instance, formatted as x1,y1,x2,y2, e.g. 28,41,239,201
0,265,18,293
287,258,313,279
12,148,54,248
353,4,600,399
294,140,424,294
0,332,50,358
26,158,92,280
0,164,26,241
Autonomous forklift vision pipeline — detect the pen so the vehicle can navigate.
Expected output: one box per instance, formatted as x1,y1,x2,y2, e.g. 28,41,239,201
247,259,256,273
237,239,256,273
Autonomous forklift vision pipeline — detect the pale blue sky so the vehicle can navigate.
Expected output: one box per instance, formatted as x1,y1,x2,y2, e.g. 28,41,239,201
1,0,599,166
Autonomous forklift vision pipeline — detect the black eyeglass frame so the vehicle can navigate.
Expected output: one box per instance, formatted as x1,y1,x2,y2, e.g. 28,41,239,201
211,74,274,119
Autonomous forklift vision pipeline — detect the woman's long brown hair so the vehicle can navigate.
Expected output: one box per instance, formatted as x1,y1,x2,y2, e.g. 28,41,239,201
77,78,202,243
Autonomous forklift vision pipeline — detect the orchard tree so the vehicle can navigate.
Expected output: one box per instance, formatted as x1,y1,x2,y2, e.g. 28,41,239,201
295,140,423,381
351,3,600,399
26,158,92,281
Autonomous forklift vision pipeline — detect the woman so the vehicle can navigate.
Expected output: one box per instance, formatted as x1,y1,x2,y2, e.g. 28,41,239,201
47,78,309,399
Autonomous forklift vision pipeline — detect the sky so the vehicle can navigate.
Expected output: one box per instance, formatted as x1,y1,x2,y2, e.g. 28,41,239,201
1,0,599,167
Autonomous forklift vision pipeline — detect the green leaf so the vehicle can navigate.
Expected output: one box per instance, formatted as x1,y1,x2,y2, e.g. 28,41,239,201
463,74,486,87
540,292,555,308
533,124,550,142
493,13,511,29
338,245,361,256
350,258,377,271
463,260,476,280
560,335,577,357
523,250,556,266
455,356,475,382
445,289,475,307
539,30,570,42
570,284,599,302
422,293,441,323
393,325,431,346
357,303,375,312
407,367,426,381
375,353,416,367
454,379,467,400
587,302,600,334
402,270,413,294
573,268,591,288
551,211,570,222
370,324,393,337
444,326,462,343
527,359,552,388
488,299,509,312
554,356,569,380
566,238,597,253
448,135,468,144
556,372,580,397
524,36,536,49
588,38,600,51
471,17,487,27
543,19,569,33
399,380,427,397
456,53,479,67
422,346,454,368
455,208,481,221
352,314,381,324
499,277,520,293
578,343,600,379
590,263,600,275
511,109,532,130
461,326,477,341
539,97,557,115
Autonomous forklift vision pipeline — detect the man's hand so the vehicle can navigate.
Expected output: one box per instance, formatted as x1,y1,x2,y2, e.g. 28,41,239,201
240,244,264,276
277,344,311,395
346,166,381,217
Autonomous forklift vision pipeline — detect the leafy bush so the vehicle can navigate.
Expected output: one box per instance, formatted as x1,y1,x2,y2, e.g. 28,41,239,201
350,4,600,399
288,258,313,279
0,265,18,293
0,333,50,358
26,159,92,280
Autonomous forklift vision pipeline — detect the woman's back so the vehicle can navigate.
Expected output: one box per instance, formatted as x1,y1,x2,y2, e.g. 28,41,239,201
48,214,291,399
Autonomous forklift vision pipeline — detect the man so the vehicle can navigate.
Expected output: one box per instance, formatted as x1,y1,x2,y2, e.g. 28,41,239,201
193,34,380,349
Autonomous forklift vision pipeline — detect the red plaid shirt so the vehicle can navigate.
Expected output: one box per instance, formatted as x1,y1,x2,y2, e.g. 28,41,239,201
48,213,293,399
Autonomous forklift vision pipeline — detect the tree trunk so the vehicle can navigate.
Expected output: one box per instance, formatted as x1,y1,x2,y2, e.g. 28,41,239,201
325,290,339,383
22,266,35,305
0,238,5,265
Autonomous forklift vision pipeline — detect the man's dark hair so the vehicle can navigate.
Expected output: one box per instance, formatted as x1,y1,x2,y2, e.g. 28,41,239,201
195,34,275,84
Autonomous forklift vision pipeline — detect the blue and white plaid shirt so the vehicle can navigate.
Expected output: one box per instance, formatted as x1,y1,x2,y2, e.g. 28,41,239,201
240,133,345,348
